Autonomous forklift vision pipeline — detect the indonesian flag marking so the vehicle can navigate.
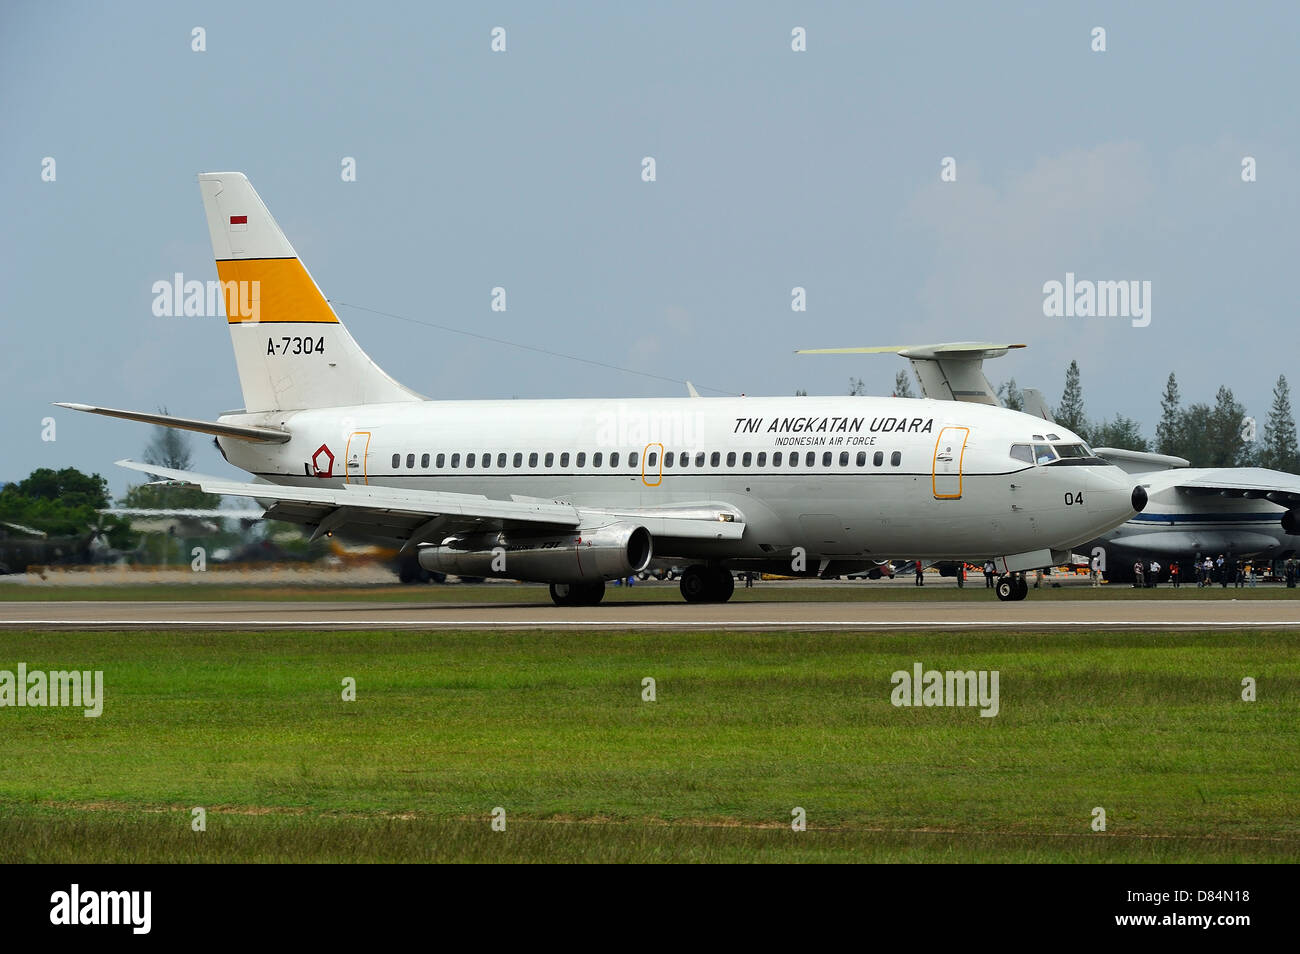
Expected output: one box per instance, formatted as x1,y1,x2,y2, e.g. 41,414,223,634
229,214,248,232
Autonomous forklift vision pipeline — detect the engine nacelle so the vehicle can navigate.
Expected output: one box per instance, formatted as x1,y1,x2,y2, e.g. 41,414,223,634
417,522,653,583
1283,510,1300,535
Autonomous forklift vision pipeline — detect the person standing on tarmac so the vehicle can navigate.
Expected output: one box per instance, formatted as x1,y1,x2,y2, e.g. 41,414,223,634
914,560,924,586
984,559,995,588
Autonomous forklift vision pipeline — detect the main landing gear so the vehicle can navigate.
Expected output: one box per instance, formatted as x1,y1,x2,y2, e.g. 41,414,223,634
549,580,606,606
995,573,1029,602
679,565,735,603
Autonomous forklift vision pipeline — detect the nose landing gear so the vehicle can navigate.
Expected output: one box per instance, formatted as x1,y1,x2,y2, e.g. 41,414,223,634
995,573,1029,601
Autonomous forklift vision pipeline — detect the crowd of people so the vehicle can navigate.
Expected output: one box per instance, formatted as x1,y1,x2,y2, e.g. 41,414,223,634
1128,554,1300,588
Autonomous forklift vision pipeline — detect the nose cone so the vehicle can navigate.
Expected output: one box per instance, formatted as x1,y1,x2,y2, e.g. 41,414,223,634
1131,485,1148,513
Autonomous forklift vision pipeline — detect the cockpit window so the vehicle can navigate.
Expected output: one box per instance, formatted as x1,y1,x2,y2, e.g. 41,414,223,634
1033,443,1057,464
1010,443,1033,464
1053,443,1089,458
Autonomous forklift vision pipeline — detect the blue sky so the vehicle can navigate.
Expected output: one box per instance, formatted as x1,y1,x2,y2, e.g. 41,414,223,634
3,1,1297,493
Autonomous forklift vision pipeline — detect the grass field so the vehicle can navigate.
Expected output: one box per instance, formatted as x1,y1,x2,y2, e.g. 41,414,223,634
1,626,1297,862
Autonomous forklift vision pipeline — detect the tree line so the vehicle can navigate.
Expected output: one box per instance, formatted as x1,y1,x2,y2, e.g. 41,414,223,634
839,362,1300,475
1049,361,1300,473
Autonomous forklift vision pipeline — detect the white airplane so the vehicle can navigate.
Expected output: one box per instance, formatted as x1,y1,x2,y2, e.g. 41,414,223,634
58,174,1147,604
804,342,1300,578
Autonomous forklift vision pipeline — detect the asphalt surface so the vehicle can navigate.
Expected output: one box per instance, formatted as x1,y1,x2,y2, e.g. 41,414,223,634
3,598,1300,630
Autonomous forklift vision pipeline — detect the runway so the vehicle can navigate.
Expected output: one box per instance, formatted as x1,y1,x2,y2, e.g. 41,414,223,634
4,599,1300,630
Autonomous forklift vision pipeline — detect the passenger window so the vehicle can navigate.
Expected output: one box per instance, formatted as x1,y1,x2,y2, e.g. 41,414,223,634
629,451,638,467
788,453,797,467
679,452,689,467
757,452,767,467
743,452,752,467
466,453,475,468
773,452,782,467
544,452,554,467
421,453,430,468
1010,444,1033,464
820,452,829,467
576,452,586,467
450,453,460,468
726,452,736,467
856,451,866,466
647,451,657,467
805,452,815,466
392,454,400,468
593,452,603,467
436,453,446,468
838,451,848,466
513,452,523,467
406,453,415,468
873,451,883,466
560,452,570,467
498,453,507,468
710,452,721,467
528,452,538,467
890,451,901,466
695,452,705,467
610,452,620,467
480,453,489,469
663,452,672,468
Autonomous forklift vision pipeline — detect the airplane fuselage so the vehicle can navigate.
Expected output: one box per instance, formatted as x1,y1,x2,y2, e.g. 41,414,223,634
218,394,1141,567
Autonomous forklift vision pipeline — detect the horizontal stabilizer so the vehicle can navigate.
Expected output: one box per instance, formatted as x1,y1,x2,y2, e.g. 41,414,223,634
795,342,1026,406
56,403,290,443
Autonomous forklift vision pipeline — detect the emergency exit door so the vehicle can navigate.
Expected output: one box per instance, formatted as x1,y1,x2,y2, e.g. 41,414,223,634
932,426,969,499
345,431,371,485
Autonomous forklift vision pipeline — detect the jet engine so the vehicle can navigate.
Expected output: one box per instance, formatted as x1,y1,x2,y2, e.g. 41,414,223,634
417,522,653,583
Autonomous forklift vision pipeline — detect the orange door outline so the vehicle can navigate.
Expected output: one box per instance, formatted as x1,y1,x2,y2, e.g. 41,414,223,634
932,426,969,499
641,442,664,487
345,431,371,485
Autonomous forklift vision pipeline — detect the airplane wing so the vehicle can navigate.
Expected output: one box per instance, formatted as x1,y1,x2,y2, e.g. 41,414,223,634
115,460,746,552
1092,447,1189,474
1149,467,1300,506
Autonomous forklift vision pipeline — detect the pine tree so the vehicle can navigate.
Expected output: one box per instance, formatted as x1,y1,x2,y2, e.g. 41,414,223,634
848,377,867,396
1055,361,1088,439
1206,386,1247,468
1155,372,1181,457
1260,374,1300,473
1177,403,1213,466
1091,414,1150,452
997,378,1023,411
892,370,916,399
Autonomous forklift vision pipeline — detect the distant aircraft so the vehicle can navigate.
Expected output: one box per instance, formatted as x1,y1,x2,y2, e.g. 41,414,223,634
802,342,1300,577
57,174,1145,604
0,520,108,574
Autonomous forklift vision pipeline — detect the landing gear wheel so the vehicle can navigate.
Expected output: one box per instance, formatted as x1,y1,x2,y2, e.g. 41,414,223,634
995,575,1016,601
1013,576,1029,600
680,565,735,603
549,581,606,606
680,565,710,603
709,567,735,603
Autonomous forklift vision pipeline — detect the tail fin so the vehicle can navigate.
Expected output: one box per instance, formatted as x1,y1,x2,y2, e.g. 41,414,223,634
198,172,422,413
